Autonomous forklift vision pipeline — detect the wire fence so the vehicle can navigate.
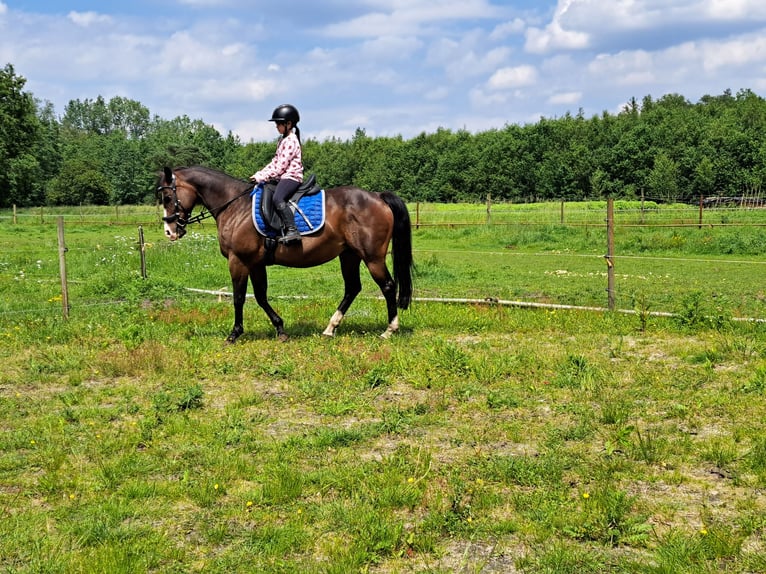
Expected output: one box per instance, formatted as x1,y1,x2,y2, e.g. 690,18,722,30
1,200,765,322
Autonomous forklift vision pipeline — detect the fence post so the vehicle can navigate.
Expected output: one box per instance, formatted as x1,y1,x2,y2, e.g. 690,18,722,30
13,204,17,224
698,195,704,229
138,226,147,279
416,202,420,229
560,199,564,224
486,194,492,225
606,198,615,311
57,217,70,318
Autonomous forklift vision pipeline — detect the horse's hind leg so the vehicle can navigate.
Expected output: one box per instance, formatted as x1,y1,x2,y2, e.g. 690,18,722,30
322,250,362,336
366,258,398,339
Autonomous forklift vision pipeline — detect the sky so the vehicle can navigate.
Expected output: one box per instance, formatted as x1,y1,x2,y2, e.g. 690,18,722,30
2,0,766,143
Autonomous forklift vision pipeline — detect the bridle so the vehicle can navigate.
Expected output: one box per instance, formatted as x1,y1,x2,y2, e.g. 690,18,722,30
157,174,193,236
157,171,254,235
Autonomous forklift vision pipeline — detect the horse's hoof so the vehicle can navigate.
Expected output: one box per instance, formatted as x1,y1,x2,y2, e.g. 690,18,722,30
277,333,289,343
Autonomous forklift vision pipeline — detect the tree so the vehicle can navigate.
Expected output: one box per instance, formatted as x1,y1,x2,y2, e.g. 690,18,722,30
648,152,680,203
46,158,111,205
0,64,42,207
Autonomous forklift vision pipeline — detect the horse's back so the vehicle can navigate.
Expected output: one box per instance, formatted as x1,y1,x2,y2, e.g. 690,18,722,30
325,186,394,221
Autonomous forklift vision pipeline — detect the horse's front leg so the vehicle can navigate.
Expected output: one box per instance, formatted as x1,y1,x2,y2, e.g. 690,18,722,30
250,265,288,342
226,256,249,343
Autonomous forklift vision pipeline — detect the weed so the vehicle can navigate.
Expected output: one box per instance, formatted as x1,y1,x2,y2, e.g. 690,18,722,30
151,382,204,414
630,425,668,465
740,364,766,394
554,354,602,390
563,483,651,546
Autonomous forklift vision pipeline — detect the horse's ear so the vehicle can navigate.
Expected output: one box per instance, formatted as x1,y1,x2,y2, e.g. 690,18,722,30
163,166,173,183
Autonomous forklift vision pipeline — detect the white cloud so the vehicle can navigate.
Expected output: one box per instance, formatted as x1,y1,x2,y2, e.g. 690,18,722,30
526,0,766,55
697,33,766,71
490,18,526,41
321,0,504,38
361,35,423,60
67,11,113,28
549,91,582,104
487,65,538,90
425,86,449,100
524,0,591,54
588,50,657,86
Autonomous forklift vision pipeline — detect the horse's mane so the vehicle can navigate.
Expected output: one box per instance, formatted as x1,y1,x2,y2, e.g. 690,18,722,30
176,165,251,192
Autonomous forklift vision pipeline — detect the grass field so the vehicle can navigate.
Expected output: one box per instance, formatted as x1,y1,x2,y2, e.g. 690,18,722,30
1,202,765,573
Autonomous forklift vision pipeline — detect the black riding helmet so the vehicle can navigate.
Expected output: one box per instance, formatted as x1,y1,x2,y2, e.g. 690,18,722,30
269,104,300,125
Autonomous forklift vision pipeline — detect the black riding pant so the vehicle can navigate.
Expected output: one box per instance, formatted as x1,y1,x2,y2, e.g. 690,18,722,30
274,178,300,206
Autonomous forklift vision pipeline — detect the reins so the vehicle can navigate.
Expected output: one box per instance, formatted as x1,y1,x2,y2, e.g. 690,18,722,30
187,186,252,225
158,174,253,231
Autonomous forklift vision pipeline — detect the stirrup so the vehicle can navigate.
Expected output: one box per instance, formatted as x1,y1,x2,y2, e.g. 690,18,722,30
279,230,301,245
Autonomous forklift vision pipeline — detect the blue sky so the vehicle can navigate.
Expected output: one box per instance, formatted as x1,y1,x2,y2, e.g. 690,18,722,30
2,1,766,142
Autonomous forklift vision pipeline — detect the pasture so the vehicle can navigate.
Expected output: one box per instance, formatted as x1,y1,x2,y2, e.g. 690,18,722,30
1,202,765,573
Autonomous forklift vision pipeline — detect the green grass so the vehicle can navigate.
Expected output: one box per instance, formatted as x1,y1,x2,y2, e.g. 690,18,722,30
0,201,765,572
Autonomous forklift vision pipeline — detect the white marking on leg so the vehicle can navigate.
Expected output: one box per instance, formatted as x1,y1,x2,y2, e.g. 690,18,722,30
322,310,344,336
380,315,399,339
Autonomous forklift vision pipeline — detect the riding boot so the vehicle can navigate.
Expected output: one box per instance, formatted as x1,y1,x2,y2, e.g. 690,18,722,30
275,202,301,244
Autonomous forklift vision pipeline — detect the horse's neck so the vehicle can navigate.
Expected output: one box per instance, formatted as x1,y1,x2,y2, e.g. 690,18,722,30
190,175,248,215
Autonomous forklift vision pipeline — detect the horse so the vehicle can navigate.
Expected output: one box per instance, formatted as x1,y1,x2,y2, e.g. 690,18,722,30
156,166,413,342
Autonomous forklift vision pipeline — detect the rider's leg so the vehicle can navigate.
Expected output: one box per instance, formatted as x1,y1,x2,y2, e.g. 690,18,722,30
273,179,301,244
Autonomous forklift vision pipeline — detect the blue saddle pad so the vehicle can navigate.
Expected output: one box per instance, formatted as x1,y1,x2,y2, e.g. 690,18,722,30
251,184,326,238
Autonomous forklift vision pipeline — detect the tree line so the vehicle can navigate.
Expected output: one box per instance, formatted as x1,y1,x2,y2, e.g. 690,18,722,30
2,62,766,208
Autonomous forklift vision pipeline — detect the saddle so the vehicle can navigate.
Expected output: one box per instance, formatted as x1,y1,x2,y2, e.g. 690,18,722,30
258,174,322,231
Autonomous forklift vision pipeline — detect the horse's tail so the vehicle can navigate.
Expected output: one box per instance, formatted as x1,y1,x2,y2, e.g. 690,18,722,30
380,191,414,309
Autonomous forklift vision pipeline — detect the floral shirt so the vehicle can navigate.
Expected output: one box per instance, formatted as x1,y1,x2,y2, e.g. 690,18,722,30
252,132,303,183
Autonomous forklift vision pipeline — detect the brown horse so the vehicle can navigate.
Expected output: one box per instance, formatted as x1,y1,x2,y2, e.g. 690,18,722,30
156,166,413,342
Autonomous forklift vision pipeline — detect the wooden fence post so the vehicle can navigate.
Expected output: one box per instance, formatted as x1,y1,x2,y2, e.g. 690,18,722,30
606,198,615,311
486,194,492,225
560,199,564,224
57,217,70,318
416,202,420,229
698,195,704,229
139,226,147,279
13,204,17,224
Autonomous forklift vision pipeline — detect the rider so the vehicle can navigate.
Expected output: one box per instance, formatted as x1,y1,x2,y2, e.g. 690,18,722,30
250,104,303,244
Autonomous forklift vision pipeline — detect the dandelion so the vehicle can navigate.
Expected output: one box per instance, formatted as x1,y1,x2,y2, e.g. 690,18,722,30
582,492,590,499
246,501,253,508
475,478,484,486
214,483,219,490
29,439,36,445
700,527,708,535
69,493,75,500
407,477,415,484
466,517,473,524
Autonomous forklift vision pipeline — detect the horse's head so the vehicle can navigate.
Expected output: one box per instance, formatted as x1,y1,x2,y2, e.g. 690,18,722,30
156,167,197,240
